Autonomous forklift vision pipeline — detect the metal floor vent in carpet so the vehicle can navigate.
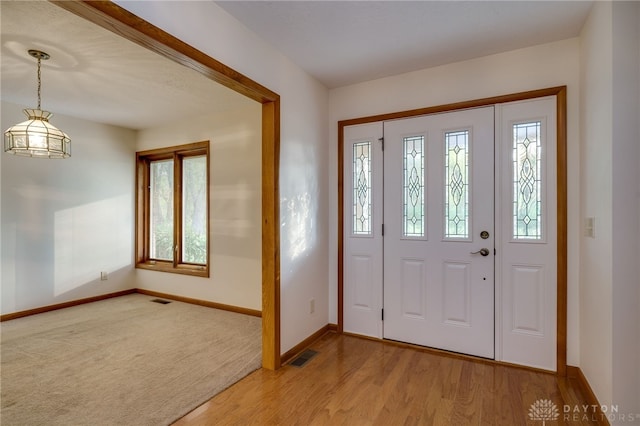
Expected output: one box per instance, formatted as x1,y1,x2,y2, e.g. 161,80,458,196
150,299,171,305
289,349,318,367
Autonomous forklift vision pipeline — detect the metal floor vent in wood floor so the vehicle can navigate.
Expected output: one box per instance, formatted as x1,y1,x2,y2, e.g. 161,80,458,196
289,349,318,367
150,299,172,304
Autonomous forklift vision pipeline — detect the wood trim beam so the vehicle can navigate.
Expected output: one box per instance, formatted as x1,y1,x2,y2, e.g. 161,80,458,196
262,100,282,370
337,122,345,334
52,0,281,370
556,87,568,377
338,86,568,375
51,1,278,104
339,86,566,127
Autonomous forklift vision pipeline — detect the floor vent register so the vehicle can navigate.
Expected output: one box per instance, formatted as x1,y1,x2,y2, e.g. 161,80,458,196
289,349,318,367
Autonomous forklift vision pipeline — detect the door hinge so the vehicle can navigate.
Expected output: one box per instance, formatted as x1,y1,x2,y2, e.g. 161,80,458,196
381,309,384,321
381,223,385,236
378,137,384,151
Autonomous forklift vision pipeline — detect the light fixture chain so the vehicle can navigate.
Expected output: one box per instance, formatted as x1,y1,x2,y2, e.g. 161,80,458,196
37,56,42,110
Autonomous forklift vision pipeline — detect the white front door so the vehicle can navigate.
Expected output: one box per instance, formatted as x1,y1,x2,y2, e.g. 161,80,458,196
382,107,495,358
342,96,558,369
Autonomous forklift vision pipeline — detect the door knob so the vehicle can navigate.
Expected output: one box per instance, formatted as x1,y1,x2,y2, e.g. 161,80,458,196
470,248,490,256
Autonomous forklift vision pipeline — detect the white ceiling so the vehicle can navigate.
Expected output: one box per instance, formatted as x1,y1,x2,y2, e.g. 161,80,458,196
1,1,594,130
0,1,255,130
216,1,594,88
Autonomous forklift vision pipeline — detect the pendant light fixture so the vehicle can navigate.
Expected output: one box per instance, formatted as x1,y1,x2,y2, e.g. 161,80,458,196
4,49,71,158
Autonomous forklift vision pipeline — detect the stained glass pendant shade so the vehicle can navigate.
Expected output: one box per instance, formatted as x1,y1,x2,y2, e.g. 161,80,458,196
4,50,71,158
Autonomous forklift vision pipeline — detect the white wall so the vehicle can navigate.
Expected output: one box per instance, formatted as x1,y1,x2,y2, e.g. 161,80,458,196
579,1,614,406
328,38,582,365
115,1,330,354
610,1,639,419
1,101,136,314
580,2,640,418
135,105,263,310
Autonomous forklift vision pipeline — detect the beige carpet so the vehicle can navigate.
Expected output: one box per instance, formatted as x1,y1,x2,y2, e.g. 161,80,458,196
1,294,262,425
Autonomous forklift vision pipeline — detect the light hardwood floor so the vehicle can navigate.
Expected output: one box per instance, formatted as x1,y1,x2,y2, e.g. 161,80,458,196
174,332,597,425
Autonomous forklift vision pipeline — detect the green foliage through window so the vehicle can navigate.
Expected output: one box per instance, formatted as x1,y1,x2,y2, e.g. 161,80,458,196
136,141,209,276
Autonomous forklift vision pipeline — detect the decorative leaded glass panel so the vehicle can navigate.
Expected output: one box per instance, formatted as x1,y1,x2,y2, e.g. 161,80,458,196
513,122,542,239
353,142,372,235
403,136,425,237
445,130,469,239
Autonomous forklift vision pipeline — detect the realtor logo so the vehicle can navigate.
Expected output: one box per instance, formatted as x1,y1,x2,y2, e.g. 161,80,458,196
529,399,560,425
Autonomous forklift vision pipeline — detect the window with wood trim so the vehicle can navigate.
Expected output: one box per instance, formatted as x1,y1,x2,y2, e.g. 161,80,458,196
136,141,210,277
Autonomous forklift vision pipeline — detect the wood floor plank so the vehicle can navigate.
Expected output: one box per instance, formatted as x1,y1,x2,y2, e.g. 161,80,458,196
173,333,598,426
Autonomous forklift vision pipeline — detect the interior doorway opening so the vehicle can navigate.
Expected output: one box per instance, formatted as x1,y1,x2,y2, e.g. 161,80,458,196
54,1,283,370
